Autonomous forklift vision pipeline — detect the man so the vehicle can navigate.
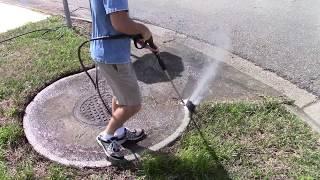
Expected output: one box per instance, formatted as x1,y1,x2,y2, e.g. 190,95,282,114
90,0,158,160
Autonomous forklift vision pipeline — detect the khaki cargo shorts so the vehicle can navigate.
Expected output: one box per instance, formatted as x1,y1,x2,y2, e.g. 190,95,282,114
96,62,142,106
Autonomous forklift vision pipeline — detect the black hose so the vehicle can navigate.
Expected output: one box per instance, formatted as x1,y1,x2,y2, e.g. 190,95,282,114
0,26,66,44
77,34,133,116
0,25,129,117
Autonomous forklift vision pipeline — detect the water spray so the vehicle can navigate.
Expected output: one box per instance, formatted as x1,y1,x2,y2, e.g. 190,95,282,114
133,35,199,114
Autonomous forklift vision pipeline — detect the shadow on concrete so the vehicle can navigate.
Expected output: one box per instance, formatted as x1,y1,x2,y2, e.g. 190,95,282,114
133,52,184,84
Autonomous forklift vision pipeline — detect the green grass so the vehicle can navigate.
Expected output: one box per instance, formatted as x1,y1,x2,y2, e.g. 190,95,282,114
0,16,91,178
0,16,91,104
0,124,23,147
0,159,8,180
0,17,320,179
15,159,35,180
47,164,70,180
140,101,320,179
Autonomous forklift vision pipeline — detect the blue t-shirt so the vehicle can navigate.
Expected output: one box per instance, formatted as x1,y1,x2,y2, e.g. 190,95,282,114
90,0,131,64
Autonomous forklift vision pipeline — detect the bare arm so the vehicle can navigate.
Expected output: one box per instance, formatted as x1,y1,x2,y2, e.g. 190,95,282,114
110,11,151,41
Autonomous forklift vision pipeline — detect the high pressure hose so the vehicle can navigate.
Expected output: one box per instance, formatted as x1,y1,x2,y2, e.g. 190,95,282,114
77,34,151,116
0,26,66,44
78,34,133,115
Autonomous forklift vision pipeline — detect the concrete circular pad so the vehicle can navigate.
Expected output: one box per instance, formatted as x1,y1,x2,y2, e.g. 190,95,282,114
23,66,190,167
23,43,280,167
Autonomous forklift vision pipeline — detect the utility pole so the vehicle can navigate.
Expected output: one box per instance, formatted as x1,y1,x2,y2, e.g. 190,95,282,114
62,0,72,28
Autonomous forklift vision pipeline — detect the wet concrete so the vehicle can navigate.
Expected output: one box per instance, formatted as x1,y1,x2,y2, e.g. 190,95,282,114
23,39,280,167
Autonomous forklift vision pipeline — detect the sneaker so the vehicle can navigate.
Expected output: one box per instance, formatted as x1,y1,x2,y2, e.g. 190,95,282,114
117,128,146,143
96,135,124,160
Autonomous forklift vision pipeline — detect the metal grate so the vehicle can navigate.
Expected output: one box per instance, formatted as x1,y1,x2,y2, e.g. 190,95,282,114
76,93,112,126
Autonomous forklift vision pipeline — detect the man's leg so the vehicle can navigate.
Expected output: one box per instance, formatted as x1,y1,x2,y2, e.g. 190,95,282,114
105,104,141,135
96,63,144,160
111,97,124,137
112,97,120,114
111,97,140,138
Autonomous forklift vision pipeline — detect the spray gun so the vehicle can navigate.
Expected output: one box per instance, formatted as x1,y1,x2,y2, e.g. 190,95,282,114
133,35,197,114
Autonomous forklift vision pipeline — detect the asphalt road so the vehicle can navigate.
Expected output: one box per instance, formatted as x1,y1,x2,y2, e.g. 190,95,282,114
2,0,320,96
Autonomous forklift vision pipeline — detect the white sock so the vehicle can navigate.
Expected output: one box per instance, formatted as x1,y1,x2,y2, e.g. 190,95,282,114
100,131,114,141
114,127,126,138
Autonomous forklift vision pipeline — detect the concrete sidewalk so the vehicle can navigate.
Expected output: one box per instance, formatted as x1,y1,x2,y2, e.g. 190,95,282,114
0,2,48,33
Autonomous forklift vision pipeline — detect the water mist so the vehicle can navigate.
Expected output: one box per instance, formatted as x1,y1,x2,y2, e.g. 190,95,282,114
187,31,231,111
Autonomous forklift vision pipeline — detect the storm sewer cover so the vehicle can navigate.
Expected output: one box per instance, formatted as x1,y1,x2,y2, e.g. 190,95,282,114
74,93,112,127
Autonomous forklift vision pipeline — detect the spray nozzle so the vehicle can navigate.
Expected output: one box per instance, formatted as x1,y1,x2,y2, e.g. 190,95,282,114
186,100,196,113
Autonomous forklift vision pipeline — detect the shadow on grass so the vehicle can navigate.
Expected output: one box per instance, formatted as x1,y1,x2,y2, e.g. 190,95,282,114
139,148,230,180
120,129,231,179
138,152,230,179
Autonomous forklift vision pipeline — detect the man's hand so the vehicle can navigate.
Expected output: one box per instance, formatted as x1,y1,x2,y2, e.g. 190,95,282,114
141,28,152,41
110,11,152,40
135,38,159,53
145,38,159,53
110,11,159,53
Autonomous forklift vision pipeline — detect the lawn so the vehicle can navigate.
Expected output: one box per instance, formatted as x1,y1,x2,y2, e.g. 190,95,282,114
0,17,319,179
0,16,92,179
141,101,320,179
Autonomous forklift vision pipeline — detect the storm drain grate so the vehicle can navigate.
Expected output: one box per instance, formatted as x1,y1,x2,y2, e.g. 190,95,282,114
74,92,112,126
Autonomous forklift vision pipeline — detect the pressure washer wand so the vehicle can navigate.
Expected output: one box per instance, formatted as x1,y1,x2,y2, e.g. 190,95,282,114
143,37,186,107
157,54,197,113
141,37,197,113
155,52,186,106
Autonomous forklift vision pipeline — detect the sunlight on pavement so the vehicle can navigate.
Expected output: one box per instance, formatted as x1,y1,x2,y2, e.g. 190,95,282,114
0,2,49,33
